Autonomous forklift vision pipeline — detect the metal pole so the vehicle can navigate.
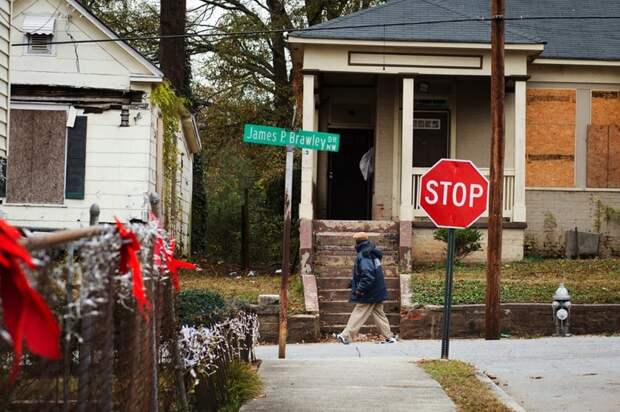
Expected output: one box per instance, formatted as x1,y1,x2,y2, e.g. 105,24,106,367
278,145,294,359
486,0,505,341
77,205,99,412
441,228,456,359
149,193,160,412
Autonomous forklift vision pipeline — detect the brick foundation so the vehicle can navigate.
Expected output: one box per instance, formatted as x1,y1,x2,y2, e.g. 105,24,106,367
400,303,620,339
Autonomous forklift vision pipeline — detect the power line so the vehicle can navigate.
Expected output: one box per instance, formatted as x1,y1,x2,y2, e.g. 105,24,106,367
11,15,620,47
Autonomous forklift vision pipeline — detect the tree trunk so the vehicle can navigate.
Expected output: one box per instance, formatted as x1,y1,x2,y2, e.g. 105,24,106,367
160,0,187,96
267,0,292,126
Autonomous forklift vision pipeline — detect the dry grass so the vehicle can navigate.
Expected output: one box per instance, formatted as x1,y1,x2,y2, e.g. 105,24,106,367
411,258,620,304
419,360,512,412
180,270,305,314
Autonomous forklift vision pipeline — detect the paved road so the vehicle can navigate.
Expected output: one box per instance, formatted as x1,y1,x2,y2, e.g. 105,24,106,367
255,336,620,412
241,358,456,412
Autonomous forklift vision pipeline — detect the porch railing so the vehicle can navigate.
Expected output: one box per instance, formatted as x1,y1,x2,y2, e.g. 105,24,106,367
412,167,516,220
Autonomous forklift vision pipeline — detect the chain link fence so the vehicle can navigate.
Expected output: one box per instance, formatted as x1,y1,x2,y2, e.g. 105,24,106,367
0,219,259,411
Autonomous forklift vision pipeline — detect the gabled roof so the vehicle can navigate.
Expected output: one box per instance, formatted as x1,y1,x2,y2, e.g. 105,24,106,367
291,0,620,61
69,0,163,80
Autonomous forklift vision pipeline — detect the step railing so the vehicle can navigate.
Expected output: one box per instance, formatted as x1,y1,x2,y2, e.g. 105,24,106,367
412,167,516,219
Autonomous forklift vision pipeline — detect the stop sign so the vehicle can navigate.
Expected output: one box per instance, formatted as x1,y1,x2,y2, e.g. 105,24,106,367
419,159,489,228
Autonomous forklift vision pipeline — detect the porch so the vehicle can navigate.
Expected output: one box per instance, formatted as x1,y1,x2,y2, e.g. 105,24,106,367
298,72,527,230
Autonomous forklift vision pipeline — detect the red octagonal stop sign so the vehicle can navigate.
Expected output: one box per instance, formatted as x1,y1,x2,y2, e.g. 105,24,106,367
419,159,489,229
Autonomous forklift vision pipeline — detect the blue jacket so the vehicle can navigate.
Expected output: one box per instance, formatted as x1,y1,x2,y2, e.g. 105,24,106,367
350,241,389,303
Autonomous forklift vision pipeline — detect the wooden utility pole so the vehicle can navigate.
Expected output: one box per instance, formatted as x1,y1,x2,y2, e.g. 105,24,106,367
486,0,505,340
160,0,187,95
278,145,294,359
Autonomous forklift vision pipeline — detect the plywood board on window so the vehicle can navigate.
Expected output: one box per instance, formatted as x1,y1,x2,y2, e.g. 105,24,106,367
526,88,576,187
587,125,609,188
7,109,66,204
527,158,574,187
592,91,620,125
609,125,620,188
527,89,576,125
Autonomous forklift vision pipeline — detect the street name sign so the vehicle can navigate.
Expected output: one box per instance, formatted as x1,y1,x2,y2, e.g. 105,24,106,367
419,159,489,229
243,123,340,152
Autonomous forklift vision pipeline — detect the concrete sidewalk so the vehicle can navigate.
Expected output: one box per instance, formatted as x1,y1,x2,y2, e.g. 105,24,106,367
254,336,620,412
241,357,456,412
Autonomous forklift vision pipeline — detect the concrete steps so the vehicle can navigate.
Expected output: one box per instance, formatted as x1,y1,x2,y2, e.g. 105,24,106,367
313,220,401,336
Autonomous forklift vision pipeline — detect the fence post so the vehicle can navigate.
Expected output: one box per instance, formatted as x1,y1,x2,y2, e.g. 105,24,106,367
151,192,189,411
77,204,100,412
149,194,160,412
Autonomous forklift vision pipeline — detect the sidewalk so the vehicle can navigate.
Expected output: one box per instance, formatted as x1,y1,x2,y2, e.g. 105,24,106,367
254,336,620,412
241,357,456,412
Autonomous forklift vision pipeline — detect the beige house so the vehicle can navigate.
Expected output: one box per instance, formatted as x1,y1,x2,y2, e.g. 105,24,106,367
291,0,620,333
291,0,620,271
0,0,201,253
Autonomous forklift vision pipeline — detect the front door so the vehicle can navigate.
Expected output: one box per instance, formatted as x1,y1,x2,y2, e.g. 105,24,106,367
327,129,373,220
412,111,450,167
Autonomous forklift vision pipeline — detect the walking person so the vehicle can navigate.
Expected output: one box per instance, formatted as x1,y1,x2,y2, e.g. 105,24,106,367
337,232,397,344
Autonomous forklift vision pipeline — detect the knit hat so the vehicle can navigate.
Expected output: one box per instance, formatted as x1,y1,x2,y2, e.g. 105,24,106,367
353,232,369,242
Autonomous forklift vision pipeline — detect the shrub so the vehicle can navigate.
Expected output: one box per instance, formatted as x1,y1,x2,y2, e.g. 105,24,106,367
433,228,483,262
220,361,263,412
177,289,254,327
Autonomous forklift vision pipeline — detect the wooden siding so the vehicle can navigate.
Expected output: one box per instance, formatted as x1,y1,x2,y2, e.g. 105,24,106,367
11,0,155,90
2,108,155,227
0,0,9,161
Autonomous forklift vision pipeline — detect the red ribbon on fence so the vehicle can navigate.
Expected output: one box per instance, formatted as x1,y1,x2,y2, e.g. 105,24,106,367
164,239,196,292
0,220,61,383
150,214,196,292
115,218,151,316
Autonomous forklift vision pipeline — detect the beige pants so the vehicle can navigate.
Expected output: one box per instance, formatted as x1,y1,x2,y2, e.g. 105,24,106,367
341,302,393,341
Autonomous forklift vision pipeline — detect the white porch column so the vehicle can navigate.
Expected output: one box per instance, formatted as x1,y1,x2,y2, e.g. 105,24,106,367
513,80,527,222
399,77,415,271
299,73,316,220
400,77,415,221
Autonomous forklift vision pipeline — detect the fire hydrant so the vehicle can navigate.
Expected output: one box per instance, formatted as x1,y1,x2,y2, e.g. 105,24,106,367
552,283,571,337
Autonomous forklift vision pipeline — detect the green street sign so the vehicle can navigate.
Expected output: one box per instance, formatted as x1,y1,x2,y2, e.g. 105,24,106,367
243,124,340,152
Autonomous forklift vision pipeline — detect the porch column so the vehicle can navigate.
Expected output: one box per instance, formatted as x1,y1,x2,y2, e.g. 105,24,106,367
300,72,316,277
399,77,415,271
513,80,527,222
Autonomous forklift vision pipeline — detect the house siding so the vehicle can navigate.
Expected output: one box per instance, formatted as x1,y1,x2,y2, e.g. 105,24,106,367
11,0,154,90
0,107,155,227
0,0,9,160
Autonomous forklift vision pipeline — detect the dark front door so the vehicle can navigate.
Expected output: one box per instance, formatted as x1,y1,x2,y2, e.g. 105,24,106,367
328,129,373,220
412,111,450,167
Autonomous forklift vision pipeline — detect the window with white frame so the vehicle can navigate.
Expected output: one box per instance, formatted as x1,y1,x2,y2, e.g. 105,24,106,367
22,15,55,55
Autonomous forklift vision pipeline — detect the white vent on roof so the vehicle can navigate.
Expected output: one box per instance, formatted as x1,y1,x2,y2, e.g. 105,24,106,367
22,15,56,35
27,34,53,54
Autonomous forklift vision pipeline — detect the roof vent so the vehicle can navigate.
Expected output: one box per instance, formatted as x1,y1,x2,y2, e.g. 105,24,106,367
27,33,53,55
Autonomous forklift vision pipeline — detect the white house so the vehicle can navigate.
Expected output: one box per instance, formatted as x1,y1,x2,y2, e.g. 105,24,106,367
0,0,10,186
0,0,201,253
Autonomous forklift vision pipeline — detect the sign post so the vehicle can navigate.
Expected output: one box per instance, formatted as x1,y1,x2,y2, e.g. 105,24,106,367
243,123,339,359
419,159,489,359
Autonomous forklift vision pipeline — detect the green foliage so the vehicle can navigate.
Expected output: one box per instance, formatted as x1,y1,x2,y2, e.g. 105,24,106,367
433,228,483,261
219,361,263,412
177,289,253,327
177,289,227,326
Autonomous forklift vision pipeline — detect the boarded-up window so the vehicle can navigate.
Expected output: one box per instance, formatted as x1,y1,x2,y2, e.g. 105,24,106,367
587,91,620,188
526,89,576,187
7,109,67,204
65,116,87,199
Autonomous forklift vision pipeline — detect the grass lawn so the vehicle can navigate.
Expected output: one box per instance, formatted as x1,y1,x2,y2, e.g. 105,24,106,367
181,268,306,314
419,360,511,412
411,258,620,305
